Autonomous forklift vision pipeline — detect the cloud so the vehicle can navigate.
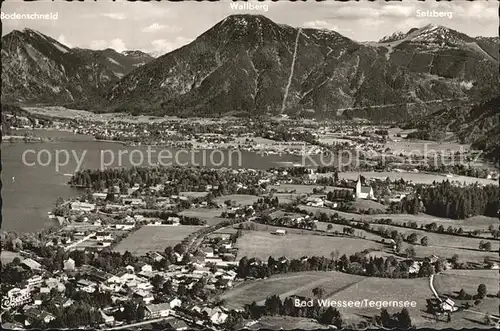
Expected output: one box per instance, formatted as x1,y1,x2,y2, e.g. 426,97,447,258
101,13,126,20
302,20,353,35
150,37,192,56
302,20,340,31
57,34,72,48
142,23,182,33
89,40,108,50
110,39,126,52
142,23,165,33
89,38,126,52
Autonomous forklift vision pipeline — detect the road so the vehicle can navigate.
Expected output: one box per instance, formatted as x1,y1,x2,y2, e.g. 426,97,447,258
429,274,441,301
102,312,219,331
64,232,96,251
101,316,174,330
333,97,468,116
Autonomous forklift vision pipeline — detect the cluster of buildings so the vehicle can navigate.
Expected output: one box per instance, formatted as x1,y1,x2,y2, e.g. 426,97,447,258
2,232,242,329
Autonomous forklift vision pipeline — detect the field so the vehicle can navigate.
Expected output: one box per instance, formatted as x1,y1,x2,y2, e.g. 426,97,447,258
369,223,499,259
221,271,365,310
350,199,387,212
431,269,500,328
213,194,260,206
315,221,498,263
384,140,470,155
273,193,300,204
434,269,499,298
300,205,499,232
179,191,208,198
178,208,224,225
370,223,500,251
1,251,21,264
221,271,435,326
315,222,384,241
269,184,345,194
113,225,201,255
300,206,499,263
246,316,325,330
235,230,384,260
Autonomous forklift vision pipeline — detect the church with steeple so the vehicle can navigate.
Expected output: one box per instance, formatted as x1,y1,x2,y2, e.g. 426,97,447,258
354,176,374,200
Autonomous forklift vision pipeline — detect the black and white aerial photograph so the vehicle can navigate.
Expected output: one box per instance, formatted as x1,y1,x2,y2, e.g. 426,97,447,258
0,0,499,329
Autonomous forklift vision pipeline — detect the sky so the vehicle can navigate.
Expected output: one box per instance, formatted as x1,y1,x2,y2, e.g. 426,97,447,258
1,0,498,56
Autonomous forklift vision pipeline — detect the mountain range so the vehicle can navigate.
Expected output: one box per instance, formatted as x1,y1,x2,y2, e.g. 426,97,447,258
1,28,153,105
1,15,498,120
406,96,499,163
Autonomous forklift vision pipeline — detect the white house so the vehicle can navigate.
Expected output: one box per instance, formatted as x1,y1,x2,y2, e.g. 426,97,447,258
164,296,182,309
147,252,164,262
114,223,135,230
145,303,173,318
408,261,421,274
26,275,43,288
133,289,154,304
166,217,180,225
64,258,75,271
202,247,214,258
324,200,338,208
70,201,96,212
33,295,43,306
100,310,115,325
441,298,458,312
76,279,97,293
202,307,228,325
141,264,153,273
306,197,324,207
92,192,108,200
22,258,42,271
96,232,113,242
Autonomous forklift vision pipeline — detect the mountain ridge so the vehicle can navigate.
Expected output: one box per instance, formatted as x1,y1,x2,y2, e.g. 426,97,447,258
1,29,153,105
2,15,498,120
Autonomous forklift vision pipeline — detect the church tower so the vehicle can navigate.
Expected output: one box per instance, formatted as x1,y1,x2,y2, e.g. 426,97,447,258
355,175,362,198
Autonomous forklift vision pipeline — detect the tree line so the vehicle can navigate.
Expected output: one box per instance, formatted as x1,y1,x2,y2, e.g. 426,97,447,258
392,181,498,219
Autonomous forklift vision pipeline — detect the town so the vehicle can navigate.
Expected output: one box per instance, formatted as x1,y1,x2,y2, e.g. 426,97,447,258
2,1,499,329
1,164,499,329
3,106,499,180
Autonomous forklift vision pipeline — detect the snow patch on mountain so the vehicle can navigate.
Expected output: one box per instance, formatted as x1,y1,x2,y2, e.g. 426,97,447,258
52,42,69,53
107,57,122,66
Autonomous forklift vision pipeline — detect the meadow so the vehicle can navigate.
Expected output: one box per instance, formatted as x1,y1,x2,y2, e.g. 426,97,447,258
178,208,224,225
113,225,201,255
235,231,384,260
221,271,435,326
431,269,500,328
179,191,209,198
213,194,260,206
300,206,499,232
220,271,365,310
269,184,344,194
246,316,324,330
366,223,499,263
1,251,21,264
434,269,499,298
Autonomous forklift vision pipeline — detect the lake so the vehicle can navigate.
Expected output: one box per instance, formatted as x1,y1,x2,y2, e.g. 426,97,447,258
1,137,310,233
